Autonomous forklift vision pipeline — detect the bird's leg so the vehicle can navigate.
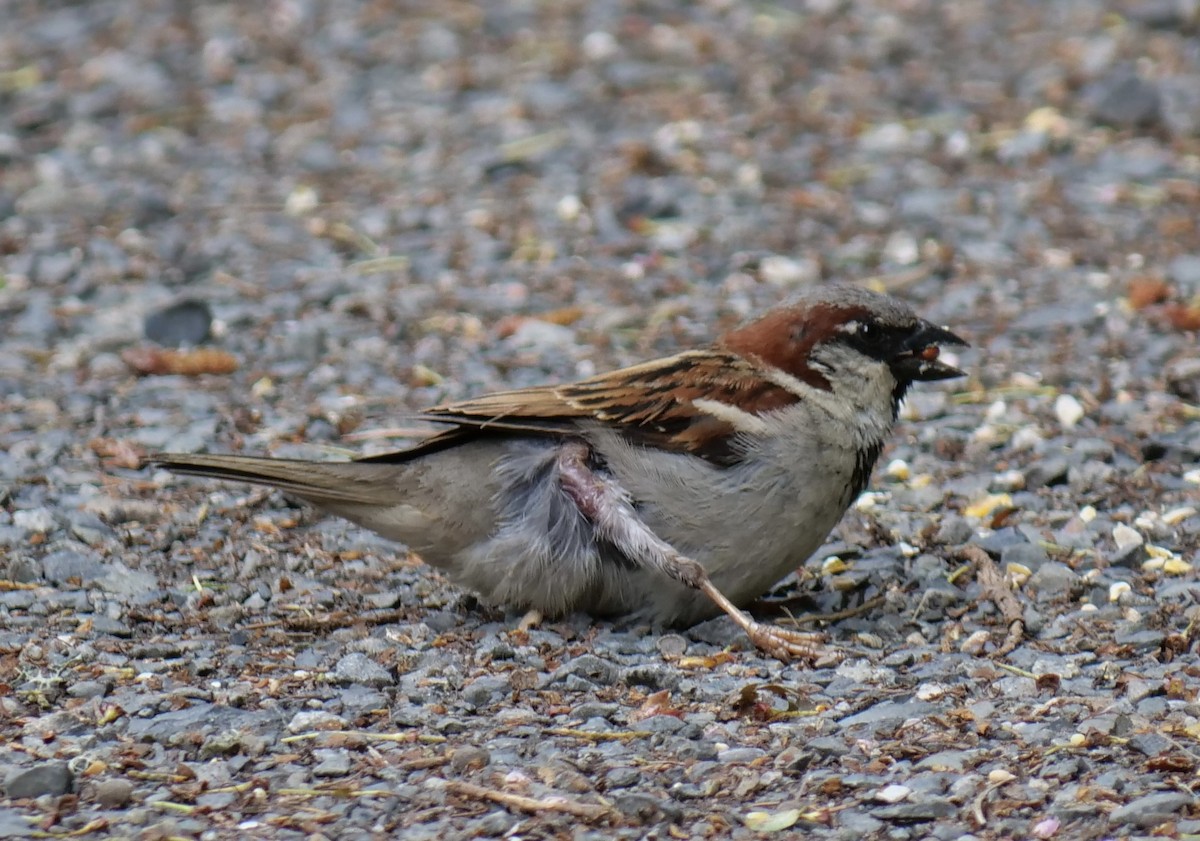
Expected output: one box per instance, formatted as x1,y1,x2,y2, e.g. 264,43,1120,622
555,441,832,663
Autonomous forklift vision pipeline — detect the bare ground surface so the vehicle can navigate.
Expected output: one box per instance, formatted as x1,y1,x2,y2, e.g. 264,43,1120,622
2,1,1200,839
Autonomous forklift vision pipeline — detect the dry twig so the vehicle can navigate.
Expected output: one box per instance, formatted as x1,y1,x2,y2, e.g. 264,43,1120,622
444,780,615,822
958,544,1025,656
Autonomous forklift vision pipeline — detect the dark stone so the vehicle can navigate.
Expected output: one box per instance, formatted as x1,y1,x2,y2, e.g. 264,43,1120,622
872,796,956,821
143,299,213,346
1108,792,1194,827
1088,72,1162,127
1128,732,1173,757
5,763,74,798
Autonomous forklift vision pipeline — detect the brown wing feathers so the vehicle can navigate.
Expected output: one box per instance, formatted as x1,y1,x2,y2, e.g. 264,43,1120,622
401,350,798,463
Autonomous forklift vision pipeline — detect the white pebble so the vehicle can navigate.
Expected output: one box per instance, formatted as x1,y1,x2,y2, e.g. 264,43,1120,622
556,194,582,221
1054,393,1085,429
1079,505,1097,523
875,784,911,804
885,459,910,481
883,231,919,266
916,682,948,701
993,469,1026,491
855,492,889,511
1108,581,1131,602
985,400,1007,423
960,630,991,655
1011,427,1044,451
1163,506,1197,525
1185,469,1200,485
581,31,618,61
13,508,56,532
1112,524,1143,552
759,254,816,286
284,185,319,215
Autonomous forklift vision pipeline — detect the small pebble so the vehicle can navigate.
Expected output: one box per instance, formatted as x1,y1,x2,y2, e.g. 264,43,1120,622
875,784,911,804
1054,394,1085,429
1112,524,1143,552
5,763,74,798
94,778,135,809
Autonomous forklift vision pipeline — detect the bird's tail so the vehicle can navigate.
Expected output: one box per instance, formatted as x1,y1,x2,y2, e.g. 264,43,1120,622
147,453,400,506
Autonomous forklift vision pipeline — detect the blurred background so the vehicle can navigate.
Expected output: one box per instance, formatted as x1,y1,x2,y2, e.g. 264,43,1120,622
1,3,1199,836
2,0,1198,450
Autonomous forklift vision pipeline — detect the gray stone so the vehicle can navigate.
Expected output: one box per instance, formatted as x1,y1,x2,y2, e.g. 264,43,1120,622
1168,254,1200,295
1001,541,1049,571
1024,457,1069,489
838,810,886,834
125,704,264,743
449,747,490,772
550,654,618,686
66,680,109,699
838,700,936,729
312,748,352,777
12,507,57,533
571,702,619,721
1128,732,1173,757
333,652,394,687
916,750,971,772
872,796,956,821
638,714,686,734
94,778,135,809
474,811,518,837
66,512,117,546
1113,628,1167,648
1088,72,1162,127
463,674,510,707
621,664,680,691
97,562,159,598
5,763,73,798
40,549,105,584
806,736,853,756
1026,562,1079,598
605,767,640,789
1108,791,1194,827
934,516,974,547
143,299,213,346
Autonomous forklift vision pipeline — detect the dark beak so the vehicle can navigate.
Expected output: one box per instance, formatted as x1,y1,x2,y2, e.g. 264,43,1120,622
890,321,968,382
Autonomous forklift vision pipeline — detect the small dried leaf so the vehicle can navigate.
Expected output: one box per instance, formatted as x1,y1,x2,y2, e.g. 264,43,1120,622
1127,277,1170,310
677,652,734,669
744,808,801,832
1163,557,1193,575
966,494,1012,519
89,437,145,469
629,690,681,722
1144,753,1195,773
1163,302,1200,331
123,347,238,376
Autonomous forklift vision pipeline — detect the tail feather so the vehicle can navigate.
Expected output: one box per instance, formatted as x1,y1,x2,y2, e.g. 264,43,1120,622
147,453,401,506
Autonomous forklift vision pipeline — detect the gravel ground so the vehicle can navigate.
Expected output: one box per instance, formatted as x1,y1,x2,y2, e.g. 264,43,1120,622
3,1,1200,839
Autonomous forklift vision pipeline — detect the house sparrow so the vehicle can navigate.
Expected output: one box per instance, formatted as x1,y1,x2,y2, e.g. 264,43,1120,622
149,284,966,660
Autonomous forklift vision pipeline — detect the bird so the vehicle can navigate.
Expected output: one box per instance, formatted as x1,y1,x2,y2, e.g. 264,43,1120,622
148,283,967,660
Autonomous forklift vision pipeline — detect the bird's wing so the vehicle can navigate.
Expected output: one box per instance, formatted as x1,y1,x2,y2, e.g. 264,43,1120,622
358,350,798,466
